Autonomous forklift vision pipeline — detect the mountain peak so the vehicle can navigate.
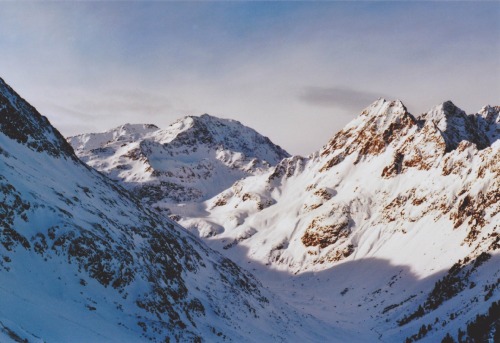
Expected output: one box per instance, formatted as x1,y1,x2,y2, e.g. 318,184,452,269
167,113,289,163
320,99,416,169
1,78,335,342
478,105,500,124
422,100,464,122
199,113,216,119
356,98,414,135
177,100,500,343
186,113,241,129
476,105,500,144
360,98,408,118
69,112,290,207
420,101,491,150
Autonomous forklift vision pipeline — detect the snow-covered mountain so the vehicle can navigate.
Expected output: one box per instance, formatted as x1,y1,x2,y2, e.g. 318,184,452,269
174,99,499,342
7,68,498,343
0,77,345,342
68,115,289,216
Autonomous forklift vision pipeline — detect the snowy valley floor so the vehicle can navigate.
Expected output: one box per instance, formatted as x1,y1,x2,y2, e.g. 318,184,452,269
198,238,499,342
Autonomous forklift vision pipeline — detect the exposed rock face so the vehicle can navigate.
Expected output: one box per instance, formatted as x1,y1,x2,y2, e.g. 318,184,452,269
320,99,417,171
176,98,498,342
420,101,491,151
0,78,75,158
0,78,337,342
179,98,498,267
68,114,289,214
302,216,350,249
57,88,499,343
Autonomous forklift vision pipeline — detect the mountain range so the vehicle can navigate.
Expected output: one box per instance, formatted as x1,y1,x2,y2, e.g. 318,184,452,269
1,76,498,342
0,77,342,342
68,115,289,217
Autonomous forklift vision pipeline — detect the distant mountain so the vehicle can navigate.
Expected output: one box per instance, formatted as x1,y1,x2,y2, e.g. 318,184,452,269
68,115,289,216
36,69,500,342
0,77,341,342
177,99,500,342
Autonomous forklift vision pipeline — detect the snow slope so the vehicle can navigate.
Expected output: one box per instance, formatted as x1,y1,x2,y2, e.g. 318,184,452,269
0,77,348,342
176,99,499,342
68,115,289,217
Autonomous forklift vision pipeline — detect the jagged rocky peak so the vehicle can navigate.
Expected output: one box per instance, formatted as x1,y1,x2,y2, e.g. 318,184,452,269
164,113,290,164
176,96,499,342
321,99,498,169
340,98,416,138
320,99,417,168
419,101,491,151
358,98,417,140
476,105,500,144
360,98,410,120
422,100,464,121
478,104,500,123
0,77,75,158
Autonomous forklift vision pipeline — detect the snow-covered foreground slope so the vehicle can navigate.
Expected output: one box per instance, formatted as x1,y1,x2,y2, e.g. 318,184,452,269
68,114,289,217
0,77,349,342
176,99,499,342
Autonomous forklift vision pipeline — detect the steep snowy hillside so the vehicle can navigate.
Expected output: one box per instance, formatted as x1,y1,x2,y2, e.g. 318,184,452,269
68,115,289,216
177,99,499,342
0,77,345,342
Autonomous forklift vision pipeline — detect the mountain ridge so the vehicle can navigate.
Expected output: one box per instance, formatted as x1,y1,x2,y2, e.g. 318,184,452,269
0,77,342,342
2,74,498,342
68,113,290,214
172,98,499,342
0,77,75,158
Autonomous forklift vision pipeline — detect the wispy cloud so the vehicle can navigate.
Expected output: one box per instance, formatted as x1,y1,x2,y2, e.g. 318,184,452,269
299,87,388,112
0,2,498,155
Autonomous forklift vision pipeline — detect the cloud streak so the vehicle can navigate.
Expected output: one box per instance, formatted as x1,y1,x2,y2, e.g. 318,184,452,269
299,87,388,112
0,2,498,155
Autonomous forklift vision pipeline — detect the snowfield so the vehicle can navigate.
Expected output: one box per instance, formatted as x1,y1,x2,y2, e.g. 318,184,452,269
0,77,348,342
1,73,498,343
68,114,289,216
158,100,500,342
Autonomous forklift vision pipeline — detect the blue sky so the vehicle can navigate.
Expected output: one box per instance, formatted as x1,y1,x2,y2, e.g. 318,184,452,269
1,1,498,155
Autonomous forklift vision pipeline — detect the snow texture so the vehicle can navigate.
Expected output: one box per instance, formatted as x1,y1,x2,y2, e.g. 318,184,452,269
174,99,500,342
68,115,289,216
3,72,499,343
0,77,345,342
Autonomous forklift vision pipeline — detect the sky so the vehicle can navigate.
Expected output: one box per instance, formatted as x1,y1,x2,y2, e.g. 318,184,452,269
0,1,499,155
